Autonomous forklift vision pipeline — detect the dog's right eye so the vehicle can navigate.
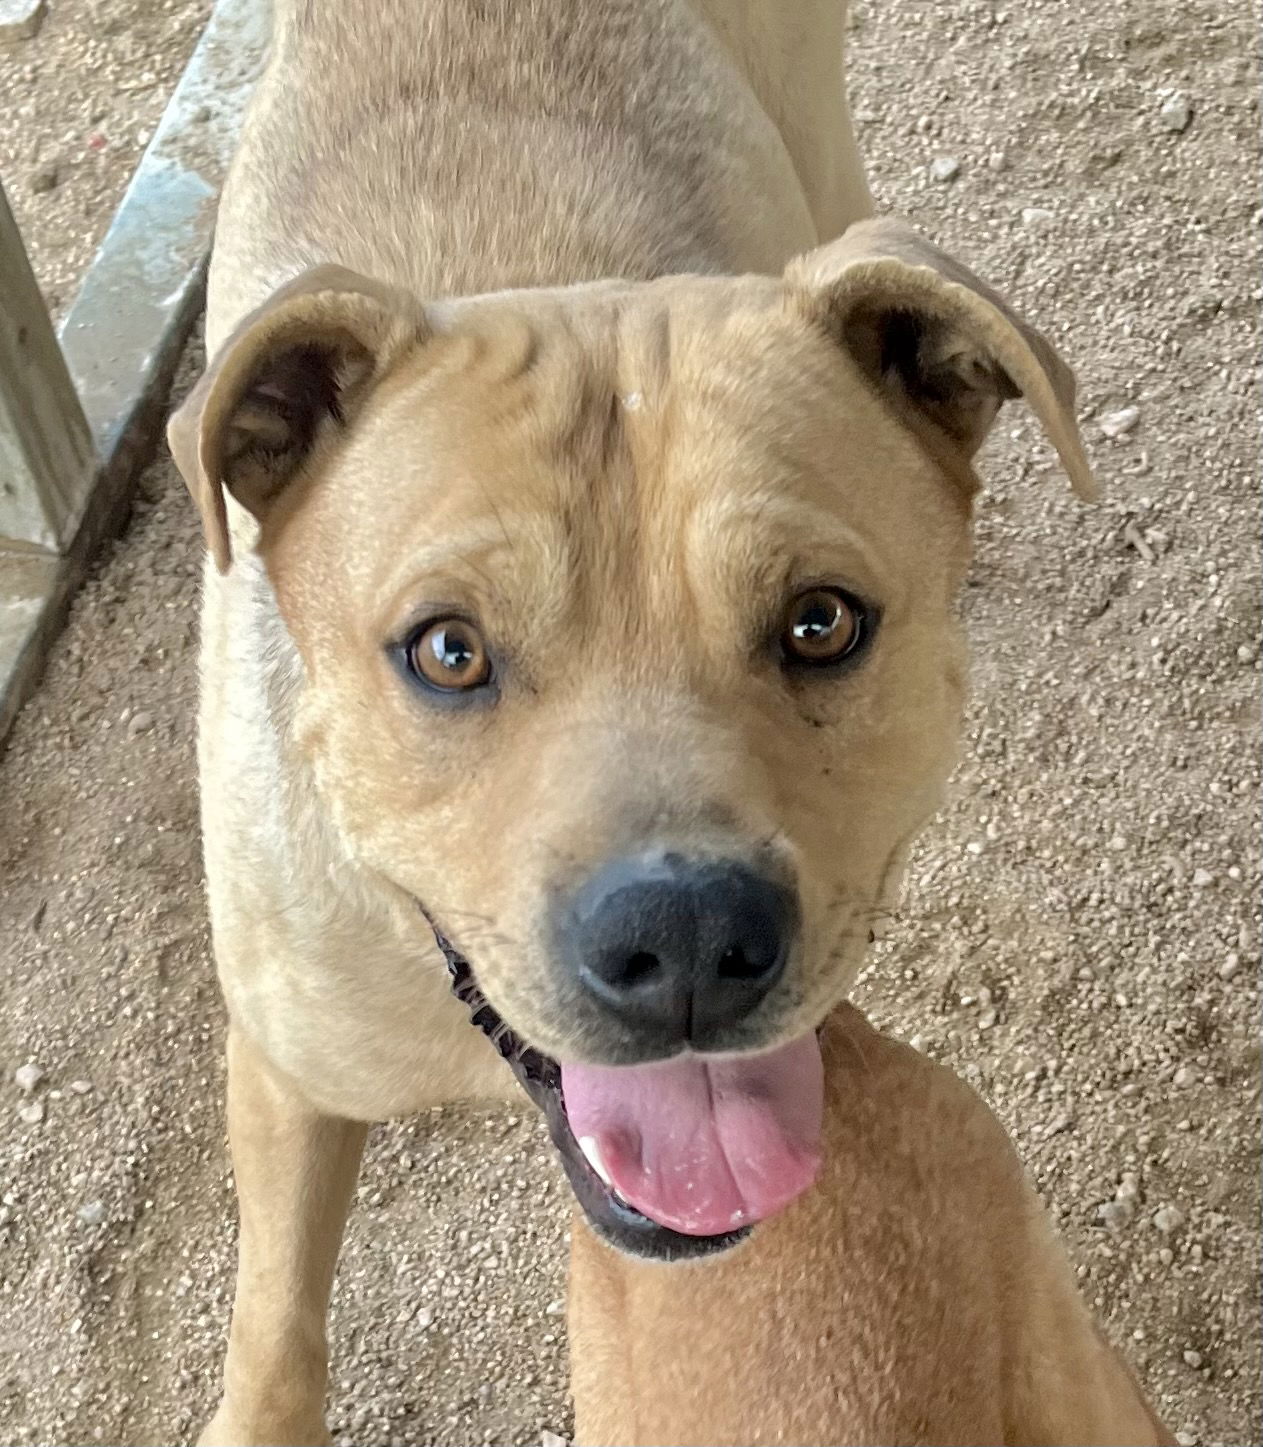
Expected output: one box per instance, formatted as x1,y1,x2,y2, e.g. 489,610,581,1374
404,618,493,693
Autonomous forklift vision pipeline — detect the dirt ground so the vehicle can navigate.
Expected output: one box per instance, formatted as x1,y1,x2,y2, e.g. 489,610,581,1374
0,1,1258,1444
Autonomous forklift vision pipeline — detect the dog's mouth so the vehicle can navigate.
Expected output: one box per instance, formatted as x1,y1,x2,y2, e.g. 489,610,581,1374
432,922,823,1261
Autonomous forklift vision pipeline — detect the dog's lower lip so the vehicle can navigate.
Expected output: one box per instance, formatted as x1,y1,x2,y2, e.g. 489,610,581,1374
421,908,749,1260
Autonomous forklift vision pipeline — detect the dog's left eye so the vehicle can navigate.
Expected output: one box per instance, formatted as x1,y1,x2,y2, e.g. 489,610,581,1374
779,587,869,667
405,617,493,692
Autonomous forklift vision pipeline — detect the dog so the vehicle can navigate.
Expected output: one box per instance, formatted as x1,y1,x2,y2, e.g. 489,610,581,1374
569,1004,1174,1446
168,2,1098,1442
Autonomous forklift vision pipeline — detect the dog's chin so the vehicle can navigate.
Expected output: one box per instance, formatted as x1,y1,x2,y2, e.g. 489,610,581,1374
435,927,751,1262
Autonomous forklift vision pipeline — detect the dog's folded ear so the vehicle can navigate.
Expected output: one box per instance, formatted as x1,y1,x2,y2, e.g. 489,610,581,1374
784,217,1096,499
168,267,429,571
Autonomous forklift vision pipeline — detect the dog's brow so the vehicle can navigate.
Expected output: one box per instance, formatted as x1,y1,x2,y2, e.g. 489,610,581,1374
376,514,565,608
704,496,893,581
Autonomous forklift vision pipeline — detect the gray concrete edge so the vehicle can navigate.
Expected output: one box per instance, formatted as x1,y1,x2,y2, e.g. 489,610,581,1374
0,0,267,750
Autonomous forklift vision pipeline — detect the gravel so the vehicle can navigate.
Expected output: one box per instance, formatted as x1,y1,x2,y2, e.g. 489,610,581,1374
0,0,1258,1445
1159,92,1194,133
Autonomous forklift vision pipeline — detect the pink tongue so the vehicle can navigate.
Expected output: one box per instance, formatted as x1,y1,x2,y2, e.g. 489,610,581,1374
560,1033,823,1236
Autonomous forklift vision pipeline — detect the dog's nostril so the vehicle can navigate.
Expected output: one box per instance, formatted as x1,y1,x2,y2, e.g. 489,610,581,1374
622,951,661,985
717,944,763,981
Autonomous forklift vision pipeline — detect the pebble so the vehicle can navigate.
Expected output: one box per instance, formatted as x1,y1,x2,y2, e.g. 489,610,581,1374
1173,1065,1196,1088
1098,1200,1132,1231
1021,206,1055,229
1099,406,1140,439
1159,92,1193,133
1154,1204,1184,1234
1183,1348,1203,1369
1191,868,1214,888
14,1063,44,1093
68,1079,93,1095
29,165,58,194
77,1200,106,1227
1175,1433,1197,1447
17,1101,44,1125
0,0,47,43
929,155,960,183
127,710,155,737
540,1433,568,1447
1218,953,1241,980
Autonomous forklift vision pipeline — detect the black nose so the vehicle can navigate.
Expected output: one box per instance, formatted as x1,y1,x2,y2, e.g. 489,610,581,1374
560,853,797,1048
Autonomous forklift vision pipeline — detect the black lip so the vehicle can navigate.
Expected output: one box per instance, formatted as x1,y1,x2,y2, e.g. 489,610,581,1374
423,910,750,1262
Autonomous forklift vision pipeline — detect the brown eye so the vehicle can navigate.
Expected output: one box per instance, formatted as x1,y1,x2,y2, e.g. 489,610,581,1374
781,588,864,666
407,618,492,691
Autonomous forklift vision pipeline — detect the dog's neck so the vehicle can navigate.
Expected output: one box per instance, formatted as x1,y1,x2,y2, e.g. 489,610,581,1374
256,0,819,305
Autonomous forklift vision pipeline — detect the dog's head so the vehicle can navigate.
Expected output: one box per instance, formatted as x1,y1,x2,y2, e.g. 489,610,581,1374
171,218,1093,1256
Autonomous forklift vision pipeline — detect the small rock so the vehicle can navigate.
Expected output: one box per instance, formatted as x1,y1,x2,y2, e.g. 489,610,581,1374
0,0,47,43
13,1063,44,1093
1098,1200,1132,1231
1191,868,1214,888
17,1101,44,1125
1174,1432,1197,1447
1108,834,1128,851
127,710,155,737
1218,953,1241,980
1123,521,1155,562
986,149,1007,171
1159,1247,1175,1266
929,155,961,183
29,165,58,193
1182,1348,1203,1369
1173,1065,1196,1088
541,1433,568,1447
1099,406,1140,439
69,1078,93,1095
77,1200,106,1226
1021,206,1055,229
1153,1204,1184,1234
1158,93,1193,133
415,1307,434,1328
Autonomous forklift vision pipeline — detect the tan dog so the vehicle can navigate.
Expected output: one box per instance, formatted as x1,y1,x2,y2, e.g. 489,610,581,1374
570,1005,1174,1447
168,2,1105,1443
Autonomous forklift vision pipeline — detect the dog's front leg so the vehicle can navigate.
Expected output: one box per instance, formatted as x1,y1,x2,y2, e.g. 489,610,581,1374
199,1025,367,1447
